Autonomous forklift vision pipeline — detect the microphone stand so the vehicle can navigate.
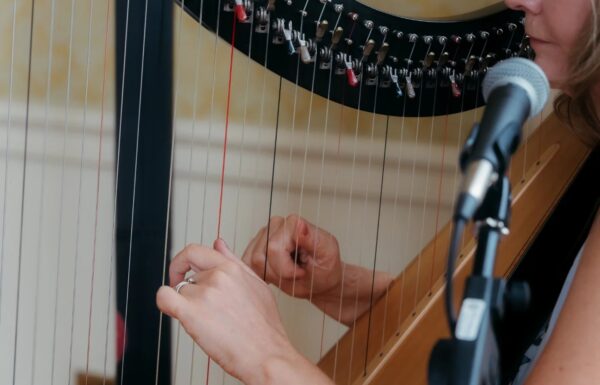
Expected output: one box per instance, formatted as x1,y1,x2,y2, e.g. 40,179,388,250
429,176,530,385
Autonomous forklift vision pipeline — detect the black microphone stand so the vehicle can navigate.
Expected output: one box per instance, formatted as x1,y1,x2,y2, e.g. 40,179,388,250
429,175,530,385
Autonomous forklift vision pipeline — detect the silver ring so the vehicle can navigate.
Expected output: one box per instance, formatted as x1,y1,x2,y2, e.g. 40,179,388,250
175,276,197,294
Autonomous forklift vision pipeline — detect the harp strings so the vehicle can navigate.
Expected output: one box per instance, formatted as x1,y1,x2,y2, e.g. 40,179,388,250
66,0,96,382
170,0,195,382
120,0,152,384
31,0,57,383
0,0,19,325
11,0,36,384
341,14,379,381
316,9,345,361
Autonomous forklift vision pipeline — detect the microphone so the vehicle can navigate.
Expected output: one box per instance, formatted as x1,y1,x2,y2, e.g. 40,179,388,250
454,58,550,221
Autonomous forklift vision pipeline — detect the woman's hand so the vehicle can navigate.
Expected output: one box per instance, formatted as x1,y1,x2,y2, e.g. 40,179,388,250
242,214,393,325
242,214,343,299
156,239,333,385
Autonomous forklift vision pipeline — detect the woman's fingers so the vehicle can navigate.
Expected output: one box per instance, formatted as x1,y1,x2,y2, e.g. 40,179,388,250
169,244,228,286
156,285,191,322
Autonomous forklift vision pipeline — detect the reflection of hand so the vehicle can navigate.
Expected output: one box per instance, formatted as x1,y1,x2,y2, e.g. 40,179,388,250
156,239,333,385
242,214,343,299
242,215,393,325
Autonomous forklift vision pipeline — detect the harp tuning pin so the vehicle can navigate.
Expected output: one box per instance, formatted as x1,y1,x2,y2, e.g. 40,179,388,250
484,53,497,68
348,12,359,22
451,34,462,45
363,20,374,29
408,33,419,44
492,27,504,36
405,74,416,99
449,70,462,98
283,21,296,55
422,35,433,45
438,36,448,46
315,20,329,42
234,0,248,22
298,36,313,63
439,51,449,67
344,55,359,87
423,51,436,69
507,23,518,32
464,55,479,73
389,68,403,98
393,30,404,40
333,3,344,13
362,39,375,60
379,26,389,36
331,26,344,47
465,33,476,43
479,31,490,40
377,42,389,66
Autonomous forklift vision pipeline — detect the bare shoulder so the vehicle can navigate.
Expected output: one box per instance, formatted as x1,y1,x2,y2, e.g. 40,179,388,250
524,209,600,385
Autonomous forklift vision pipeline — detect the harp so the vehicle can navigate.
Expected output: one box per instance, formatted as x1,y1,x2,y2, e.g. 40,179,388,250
0,1,595,385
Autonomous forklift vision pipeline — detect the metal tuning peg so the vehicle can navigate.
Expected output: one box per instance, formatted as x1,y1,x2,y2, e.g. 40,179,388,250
449,70,461,98
405,73,416,99
362,39,375,61
331,26,344,49
423,51,436,69
344,55,359,87
464,55,478,73
283,20,296,55
234,0,248,22
438,51,450,67
389,68,403,98
298,35,312,64
315,20,329,42
377,42,389,66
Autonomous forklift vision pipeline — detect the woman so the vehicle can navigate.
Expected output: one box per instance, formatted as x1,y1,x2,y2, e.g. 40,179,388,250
156,0,600,383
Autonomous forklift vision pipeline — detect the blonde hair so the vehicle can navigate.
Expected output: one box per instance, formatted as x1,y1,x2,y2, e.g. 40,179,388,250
553,0,600,147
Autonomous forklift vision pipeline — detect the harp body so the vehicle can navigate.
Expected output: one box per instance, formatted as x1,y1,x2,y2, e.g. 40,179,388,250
0,1,592,385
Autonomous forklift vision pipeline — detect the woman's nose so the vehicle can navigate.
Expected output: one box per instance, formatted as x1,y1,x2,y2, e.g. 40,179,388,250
504,0,542,14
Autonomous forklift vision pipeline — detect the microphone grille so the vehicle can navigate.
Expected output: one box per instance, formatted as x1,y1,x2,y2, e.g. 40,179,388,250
482,58,550,117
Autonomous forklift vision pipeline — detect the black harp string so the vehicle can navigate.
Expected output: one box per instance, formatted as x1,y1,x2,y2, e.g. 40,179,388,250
248,2,275,279
355,39,389,374
364,113,390,374
119,0,150,383
263,0,310,289
0,0,19,324
11,0,36,383
67,1,95,383
30,0,57,383
381,69,409,354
